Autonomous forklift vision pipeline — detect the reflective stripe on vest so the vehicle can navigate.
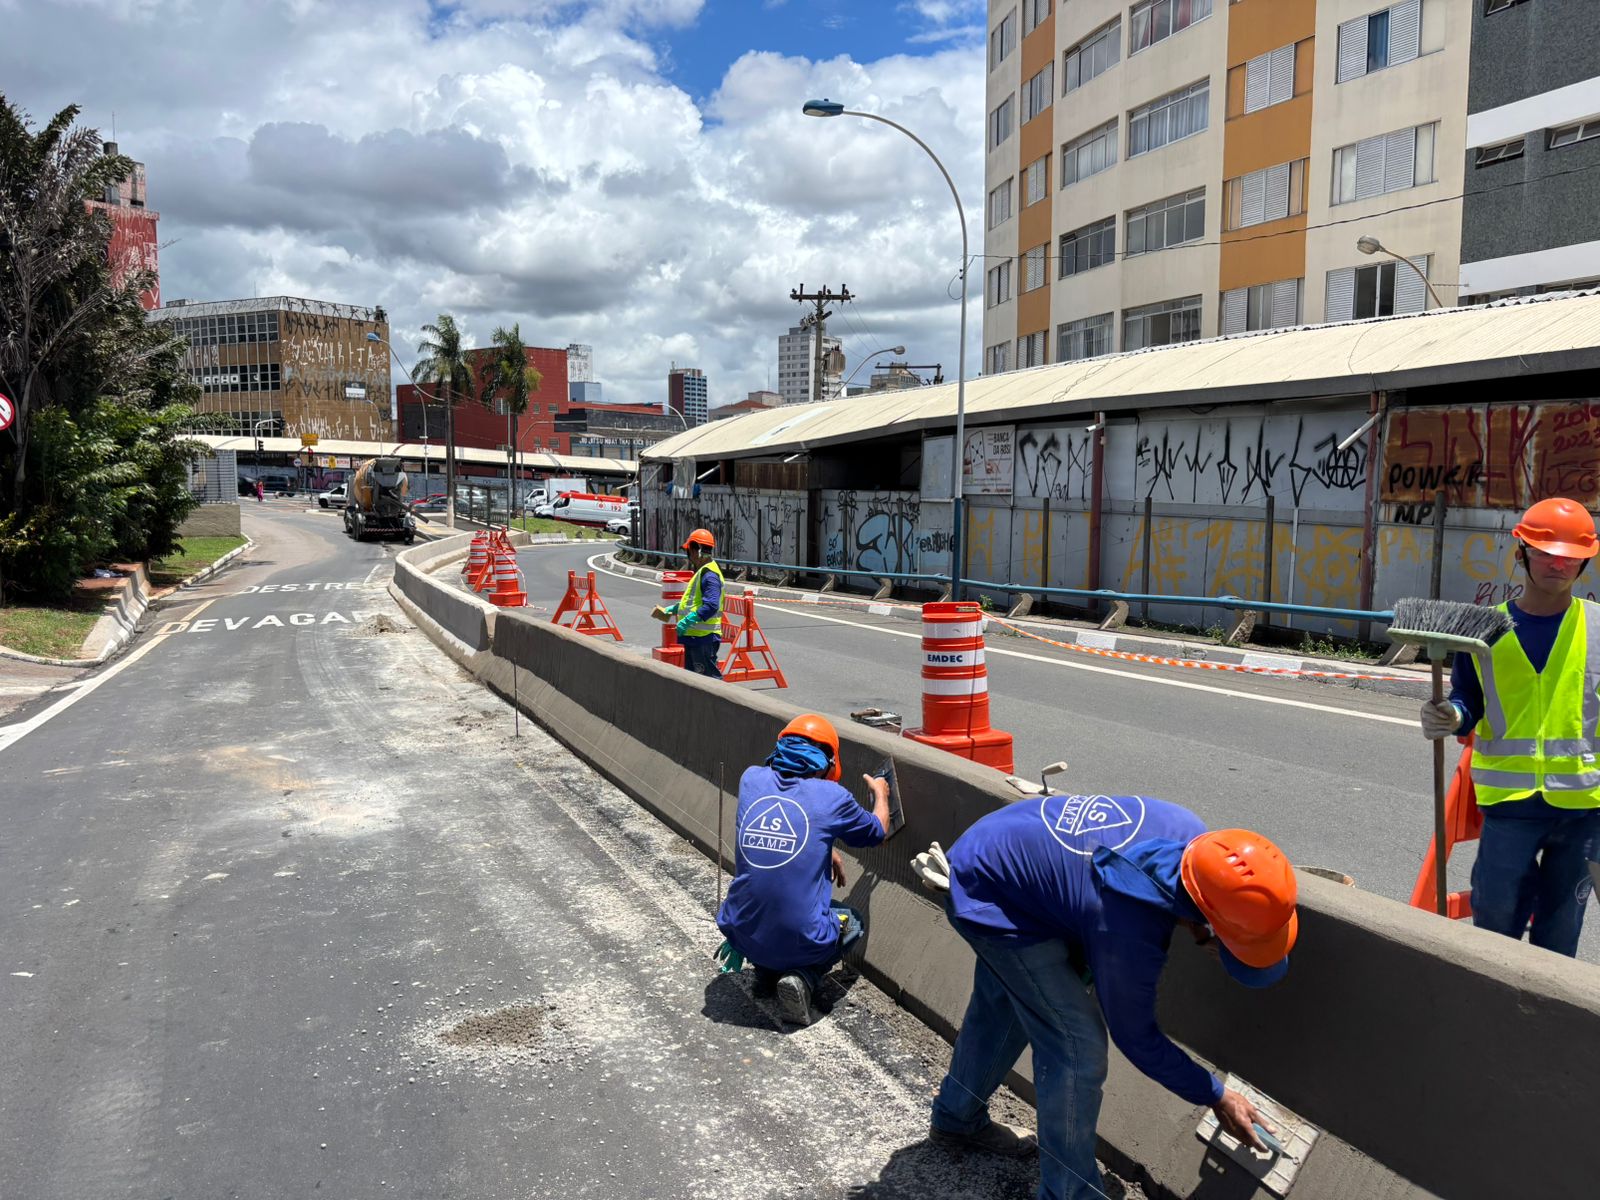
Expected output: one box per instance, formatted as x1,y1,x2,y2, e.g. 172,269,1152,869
680,560,724,637
1470,599,1600,809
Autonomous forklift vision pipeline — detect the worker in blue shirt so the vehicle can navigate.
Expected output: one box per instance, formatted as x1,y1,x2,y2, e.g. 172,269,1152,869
1420,497,1600,956
921,795,1297,1200
653,527,724,678
716,714,892,1026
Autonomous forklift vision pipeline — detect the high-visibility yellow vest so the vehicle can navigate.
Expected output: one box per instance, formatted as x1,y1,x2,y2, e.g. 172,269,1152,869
1471,599,1600,809
679,560,724,638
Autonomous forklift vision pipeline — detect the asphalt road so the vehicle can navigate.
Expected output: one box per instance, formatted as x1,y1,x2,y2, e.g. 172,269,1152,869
0,506,1108,1200
513,540,1600,967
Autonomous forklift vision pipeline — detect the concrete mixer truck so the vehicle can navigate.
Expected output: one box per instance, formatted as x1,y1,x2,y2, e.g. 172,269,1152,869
343,456,417,543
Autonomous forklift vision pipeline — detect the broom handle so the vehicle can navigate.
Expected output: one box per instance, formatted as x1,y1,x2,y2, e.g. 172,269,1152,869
1431,660,1449,917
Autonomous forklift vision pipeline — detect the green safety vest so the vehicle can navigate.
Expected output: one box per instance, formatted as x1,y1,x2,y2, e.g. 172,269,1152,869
1471,599,1600,809
678,560,725,638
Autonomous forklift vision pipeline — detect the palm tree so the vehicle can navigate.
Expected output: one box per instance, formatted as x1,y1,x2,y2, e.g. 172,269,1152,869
413,314,476,527
479,322,543,523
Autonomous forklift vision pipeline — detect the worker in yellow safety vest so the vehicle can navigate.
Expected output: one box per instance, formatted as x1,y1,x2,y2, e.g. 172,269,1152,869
653,527,725,678
1421,497,1600,956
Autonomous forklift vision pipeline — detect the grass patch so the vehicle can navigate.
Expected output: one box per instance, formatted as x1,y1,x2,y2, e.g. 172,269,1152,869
508,517,616,540
149,535,248,586
0,602,102,658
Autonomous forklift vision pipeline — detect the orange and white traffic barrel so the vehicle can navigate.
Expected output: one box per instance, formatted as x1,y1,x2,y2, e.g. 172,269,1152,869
651,570,692,667
904,600,1014,773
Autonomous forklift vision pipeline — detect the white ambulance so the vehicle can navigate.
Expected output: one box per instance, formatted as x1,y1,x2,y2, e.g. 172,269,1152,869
535,491,632,527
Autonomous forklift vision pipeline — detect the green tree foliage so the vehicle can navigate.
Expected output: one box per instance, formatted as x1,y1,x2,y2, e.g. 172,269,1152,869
413,314,476,508
0,96,202,601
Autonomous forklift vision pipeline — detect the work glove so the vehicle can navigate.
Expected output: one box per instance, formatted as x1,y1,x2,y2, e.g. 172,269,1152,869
912,841,951,893
714,939,745,974
1420,699,1463,740
675,615,695,637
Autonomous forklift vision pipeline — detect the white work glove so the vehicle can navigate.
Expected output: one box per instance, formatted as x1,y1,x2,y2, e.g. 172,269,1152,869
1420,699,1463,740
912,841,951,893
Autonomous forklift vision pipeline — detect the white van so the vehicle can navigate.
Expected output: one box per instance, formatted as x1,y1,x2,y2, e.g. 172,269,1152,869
535,492,631,527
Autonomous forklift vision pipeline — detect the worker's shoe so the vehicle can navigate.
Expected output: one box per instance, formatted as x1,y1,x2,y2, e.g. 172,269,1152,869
776,974,812,1027
929,1120,1038,1158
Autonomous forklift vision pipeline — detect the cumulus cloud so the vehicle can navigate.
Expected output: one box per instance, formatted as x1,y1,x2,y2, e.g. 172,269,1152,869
1,0,986,408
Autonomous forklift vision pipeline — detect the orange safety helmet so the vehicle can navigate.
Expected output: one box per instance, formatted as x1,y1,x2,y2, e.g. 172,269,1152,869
779,713,841,781
1179,829,1298,970
682,528,716,552
1511,498,1598,559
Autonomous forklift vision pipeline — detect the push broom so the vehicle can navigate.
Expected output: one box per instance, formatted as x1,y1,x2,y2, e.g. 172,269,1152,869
1385,599,1512,915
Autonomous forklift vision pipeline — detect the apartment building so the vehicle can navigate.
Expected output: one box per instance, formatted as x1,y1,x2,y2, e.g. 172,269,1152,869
982,0,1468,372
668,365,709,427
777,322,842,404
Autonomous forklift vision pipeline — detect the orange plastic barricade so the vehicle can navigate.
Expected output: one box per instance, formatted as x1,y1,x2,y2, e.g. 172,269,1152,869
468,534,497,592
652,570,690,667
904,601,1015,773
1409,739,1482,920
717,596,788,687
462,530,488,576
485,544,527,608
551,570,624,640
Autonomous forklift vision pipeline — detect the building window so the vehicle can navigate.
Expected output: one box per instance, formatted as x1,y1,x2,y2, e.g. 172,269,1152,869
985,342,1012,375
1022,0,1050,36
1241,43,1296,114
1325,255,1432,320
1224,159,1306,229
1123,295,1202,350
989,95,1016,150
1548,119,1600,150
1337,1,1420,83
1125,188,1205,256
1130,0,1212,55
989,8,1017,70
1057,313,1114,362
1018,330,1048,367
1474,137,1525,166
1059,217,1116,278
1022,244,1048,292
1064,20,1120,93
986,259,1013,308
1221,279,1302,333
1128,79,1209,157
1331,123,1436,203
1023,63,1055,123
987,178,1014,229
1061,119,1118,187
1485,0,1530,11
1023,155,1050,207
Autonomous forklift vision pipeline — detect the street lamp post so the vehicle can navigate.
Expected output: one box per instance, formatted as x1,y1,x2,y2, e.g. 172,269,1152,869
1355,236,1448,310
803,98,969,600
835,345,906,397
366,332,433,502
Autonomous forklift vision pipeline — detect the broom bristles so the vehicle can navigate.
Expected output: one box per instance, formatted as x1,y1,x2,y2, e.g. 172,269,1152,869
1388,597,1513,644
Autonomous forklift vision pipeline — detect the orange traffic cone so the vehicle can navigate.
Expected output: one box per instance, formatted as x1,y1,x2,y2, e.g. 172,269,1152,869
462,530,488,577
904,601,1014,773
652,570,690,667
551,570,624,640
1409,739,1482,920
717,596,787,687
486,545,526,607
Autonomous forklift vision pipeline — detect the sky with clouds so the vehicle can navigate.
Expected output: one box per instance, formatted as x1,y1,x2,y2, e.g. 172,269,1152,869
3,0,987,410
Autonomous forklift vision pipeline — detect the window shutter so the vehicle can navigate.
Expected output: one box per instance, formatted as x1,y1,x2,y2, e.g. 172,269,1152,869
1355,135,1384,199
1388,0,1421,66
1264,162,1291,221
1268,45,1295,104
1384,126,1417,193
1337,17,1367,83
1240,169,1266,226
1394,254,1431,313
1326,268,1356,322
1244,54,1270,113
1271,278,1301,328
1221,288,1248,334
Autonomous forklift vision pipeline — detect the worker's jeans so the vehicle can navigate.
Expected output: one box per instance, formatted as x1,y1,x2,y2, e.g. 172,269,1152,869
1471,805,1600,957
932,898,1108,1200
680,634,722,678
753,903,864,994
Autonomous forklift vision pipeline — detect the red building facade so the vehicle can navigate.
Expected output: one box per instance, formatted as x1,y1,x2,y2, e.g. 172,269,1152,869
397,343,570,454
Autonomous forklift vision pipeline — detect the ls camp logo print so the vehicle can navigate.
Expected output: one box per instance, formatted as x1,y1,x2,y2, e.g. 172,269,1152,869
738,796,810,869
1041,794,1146,856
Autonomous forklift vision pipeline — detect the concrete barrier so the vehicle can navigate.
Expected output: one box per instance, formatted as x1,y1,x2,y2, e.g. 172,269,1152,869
401,551,1600,1200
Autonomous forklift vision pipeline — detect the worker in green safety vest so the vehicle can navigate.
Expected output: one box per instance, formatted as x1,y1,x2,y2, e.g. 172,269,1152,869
1422,497,1600,956
653,527,724,678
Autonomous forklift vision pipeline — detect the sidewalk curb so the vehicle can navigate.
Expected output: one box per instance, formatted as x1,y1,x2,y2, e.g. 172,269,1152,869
601,553,1433,700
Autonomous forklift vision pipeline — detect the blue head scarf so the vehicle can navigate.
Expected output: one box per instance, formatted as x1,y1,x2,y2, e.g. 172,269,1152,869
766,734,832,778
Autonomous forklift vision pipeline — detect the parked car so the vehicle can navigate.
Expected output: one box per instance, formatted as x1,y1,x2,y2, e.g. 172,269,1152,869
605,516,632,535
317,483,348,509
410,492,447,515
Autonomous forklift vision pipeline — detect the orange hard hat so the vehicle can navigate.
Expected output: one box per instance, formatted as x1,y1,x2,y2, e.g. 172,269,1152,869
1180,829,1298,970
682,528,716,551
779,713,841,782
1512,498,1598,559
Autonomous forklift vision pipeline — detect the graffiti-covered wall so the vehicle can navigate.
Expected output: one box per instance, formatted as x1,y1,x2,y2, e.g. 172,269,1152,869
646,484,806,568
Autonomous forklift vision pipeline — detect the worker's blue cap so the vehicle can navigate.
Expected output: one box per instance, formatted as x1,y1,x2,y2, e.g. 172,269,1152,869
1218,943,1289,989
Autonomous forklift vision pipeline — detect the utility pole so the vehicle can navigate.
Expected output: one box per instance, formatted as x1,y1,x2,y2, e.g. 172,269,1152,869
790,283,852,402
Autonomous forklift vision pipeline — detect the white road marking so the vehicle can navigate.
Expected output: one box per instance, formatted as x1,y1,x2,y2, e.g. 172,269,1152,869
583,553,1414,728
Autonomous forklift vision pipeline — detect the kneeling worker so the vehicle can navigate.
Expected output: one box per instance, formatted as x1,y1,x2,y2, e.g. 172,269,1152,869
716,715,892,1025
924,794,1296,1199
653,527,724,679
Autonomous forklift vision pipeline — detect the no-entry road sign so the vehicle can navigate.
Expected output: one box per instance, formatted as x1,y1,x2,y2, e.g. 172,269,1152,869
0,392,14,433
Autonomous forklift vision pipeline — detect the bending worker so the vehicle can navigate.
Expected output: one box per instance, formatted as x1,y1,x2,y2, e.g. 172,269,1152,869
652,527,724,679
716,715,892,1026
1420,496,1600,957
918,795,1296,1199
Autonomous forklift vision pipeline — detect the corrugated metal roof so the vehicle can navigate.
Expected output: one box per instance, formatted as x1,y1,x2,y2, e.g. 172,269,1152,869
193,434,635,475
644,288,1600,462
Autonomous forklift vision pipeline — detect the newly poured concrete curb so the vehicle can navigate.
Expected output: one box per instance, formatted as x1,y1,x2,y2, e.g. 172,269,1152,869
395,535,1595,1200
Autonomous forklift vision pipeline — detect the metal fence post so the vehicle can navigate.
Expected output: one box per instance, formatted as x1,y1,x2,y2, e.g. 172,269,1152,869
1430,488,1447,600
1140,496,1153,623
1261,494,1276,631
